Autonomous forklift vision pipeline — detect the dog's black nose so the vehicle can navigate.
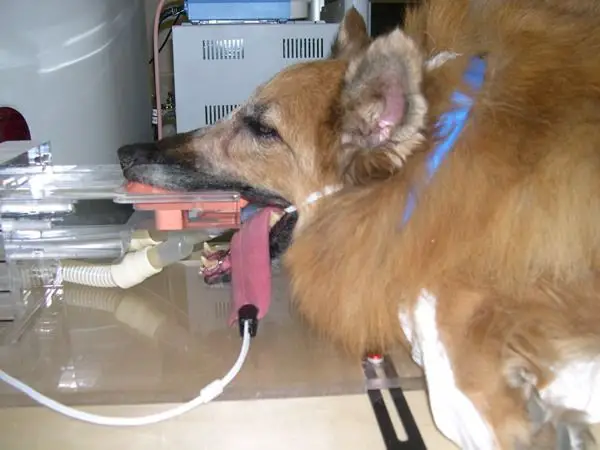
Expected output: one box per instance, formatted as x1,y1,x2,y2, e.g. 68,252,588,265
118,142,159,162
117,144,134,161
117,142,162,171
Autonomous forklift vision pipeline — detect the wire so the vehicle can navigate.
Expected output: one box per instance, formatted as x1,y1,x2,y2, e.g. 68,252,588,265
0,321,252,427
152,1,185,139
160,4,183,22
152,0,168,139
149,10,185,65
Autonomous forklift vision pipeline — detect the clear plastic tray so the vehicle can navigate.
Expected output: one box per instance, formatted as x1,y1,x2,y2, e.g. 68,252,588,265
0,164,240,203
0,164,123,198
0,164,242,231
114,184,241,205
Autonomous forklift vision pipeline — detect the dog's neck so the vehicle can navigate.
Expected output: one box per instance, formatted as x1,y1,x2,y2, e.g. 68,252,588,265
283,184,342,232
284,185,342,215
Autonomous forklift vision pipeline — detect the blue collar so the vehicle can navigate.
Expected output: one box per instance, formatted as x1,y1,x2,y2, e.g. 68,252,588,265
401,56,486,225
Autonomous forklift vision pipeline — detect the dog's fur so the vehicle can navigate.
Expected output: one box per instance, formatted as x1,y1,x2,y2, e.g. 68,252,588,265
118,0,600,447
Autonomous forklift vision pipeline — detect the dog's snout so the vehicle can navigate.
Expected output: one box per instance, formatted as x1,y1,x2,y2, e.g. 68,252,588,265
117,142,173,177
117,142,160,166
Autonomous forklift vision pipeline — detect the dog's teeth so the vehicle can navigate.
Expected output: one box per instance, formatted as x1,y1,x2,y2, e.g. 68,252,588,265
269,212,283,228
201,255,217,269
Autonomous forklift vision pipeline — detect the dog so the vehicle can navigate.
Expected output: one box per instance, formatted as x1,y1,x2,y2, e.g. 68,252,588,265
118,0,600,447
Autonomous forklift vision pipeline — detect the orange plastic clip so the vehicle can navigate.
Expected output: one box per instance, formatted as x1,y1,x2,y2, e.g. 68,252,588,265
125,182,248,230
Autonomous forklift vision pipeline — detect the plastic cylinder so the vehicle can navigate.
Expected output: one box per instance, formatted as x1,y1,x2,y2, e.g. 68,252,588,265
147,236,194,269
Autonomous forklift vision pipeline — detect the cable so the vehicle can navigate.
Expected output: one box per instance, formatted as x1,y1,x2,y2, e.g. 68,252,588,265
152,0,168,139
0,321,251,427
159,4,183,22
148,10,185,65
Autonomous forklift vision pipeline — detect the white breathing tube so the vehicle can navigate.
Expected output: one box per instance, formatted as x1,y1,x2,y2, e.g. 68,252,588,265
0,321,251,426
0,230,253,426
60,231,198,289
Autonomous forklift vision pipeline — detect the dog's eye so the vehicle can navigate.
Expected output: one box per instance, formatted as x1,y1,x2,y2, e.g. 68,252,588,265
257,124,277,137
244,117,280,140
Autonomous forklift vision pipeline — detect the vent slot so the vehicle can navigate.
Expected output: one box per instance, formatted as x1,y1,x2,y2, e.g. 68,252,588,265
202,39,245,60
204,104,239,125
282,37,325,59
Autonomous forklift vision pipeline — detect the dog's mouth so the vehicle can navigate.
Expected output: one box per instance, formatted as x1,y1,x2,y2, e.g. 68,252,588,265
117,139,298,261
117,141,292,210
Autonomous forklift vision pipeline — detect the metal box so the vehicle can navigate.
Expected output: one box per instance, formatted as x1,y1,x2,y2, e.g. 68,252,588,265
172,22,339,132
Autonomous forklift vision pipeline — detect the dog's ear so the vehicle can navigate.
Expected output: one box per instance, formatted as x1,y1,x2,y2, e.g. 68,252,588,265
338,28,428,185
330,8,371,60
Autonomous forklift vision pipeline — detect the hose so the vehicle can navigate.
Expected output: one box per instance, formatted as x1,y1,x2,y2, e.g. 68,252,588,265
60,247,161,289
60,236,194,289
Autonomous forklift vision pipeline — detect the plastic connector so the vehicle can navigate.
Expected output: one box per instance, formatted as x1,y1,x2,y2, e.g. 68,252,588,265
237,304,259,338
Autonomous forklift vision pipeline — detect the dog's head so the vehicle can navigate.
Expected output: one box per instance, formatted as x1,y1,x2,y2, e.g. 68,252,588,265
118,9,427,213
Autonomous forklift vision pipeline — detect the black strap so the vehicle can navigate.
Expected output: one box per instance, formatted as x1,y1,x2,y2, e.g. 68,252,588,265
363,356,427,450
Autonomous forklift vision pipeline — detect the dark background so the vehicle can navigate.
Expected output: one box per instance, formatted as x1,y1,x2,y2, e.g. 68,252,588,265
370,1,419,37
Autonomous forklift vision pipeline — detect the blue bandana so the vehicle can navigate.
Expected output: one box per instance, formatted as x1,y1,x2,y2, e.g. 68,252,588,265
401,56,487,225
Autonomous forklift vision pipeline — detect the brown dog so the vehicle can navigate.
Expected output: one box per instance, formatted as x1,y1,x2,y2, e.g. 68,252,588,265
119,0,600,447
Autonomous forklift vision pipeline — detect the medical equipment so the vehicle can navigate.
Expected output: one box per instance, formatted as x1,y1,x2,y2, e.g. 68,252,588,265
0,141,241,335
171,21,340,132
0,139,261,425
152,1,365,138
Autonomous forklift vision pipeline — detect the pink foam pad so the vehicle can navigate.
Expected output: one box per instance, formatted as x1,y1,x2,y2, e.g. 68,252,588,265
125,182,249,210
229,207,280,324
125,182,248,230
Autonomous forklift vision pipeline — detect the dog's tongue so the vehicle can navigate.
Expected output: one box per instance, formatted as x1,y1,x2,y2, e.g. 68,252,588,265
229,206,281,325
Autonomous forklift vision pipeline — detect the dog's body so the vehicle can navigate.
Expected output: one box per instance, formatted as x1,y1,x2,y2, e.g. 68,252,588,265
119,0,600,447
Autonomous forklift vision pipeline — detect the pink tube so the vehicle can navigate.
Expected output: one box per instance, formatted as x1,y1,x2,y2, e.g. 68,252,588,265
229,207,279,325
153,0,167,140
